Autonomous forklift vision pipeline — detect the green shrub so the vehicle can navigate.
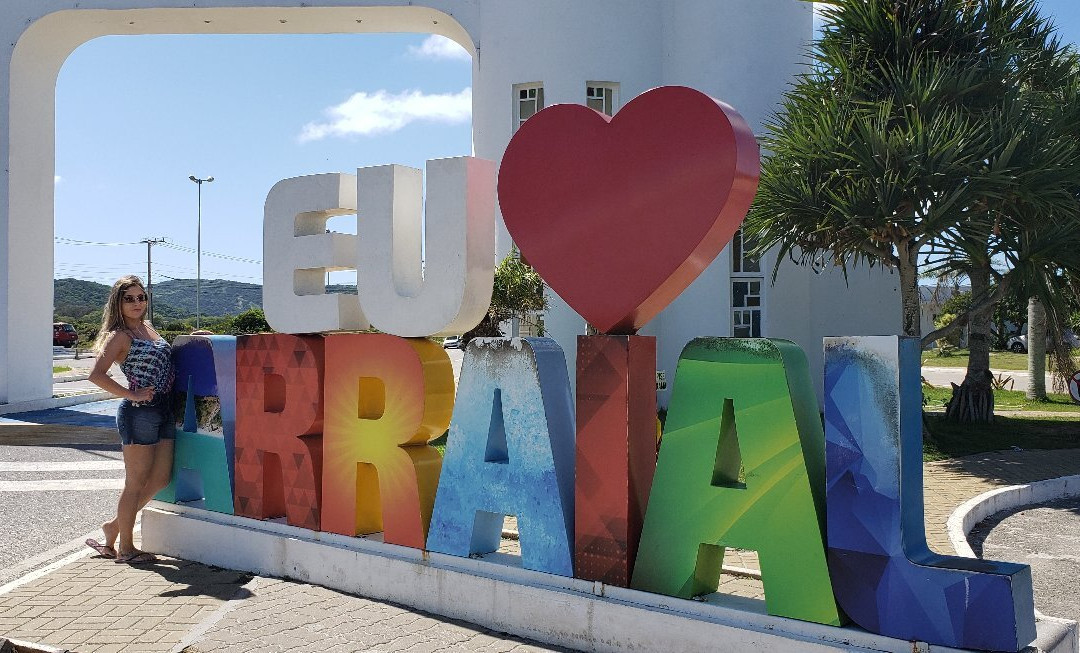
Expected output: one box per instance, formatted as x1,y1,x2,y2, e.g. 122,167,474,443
933,312,962,349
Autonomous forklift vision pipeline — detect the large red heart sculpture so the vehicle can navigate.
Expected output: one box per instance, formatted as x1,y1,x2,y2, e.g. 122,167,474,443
497,86,760,334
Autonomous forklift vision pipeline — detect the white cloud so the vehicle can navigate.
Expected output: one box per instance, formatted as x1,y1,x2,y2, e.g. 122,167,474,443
54,175,62,185
299,87,472,142
408,35,470,61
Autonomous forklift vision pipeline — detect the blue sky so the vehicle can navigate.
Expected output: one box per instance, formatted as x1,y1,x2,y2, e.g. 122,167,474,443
53,1,1080,288
54,32,472,286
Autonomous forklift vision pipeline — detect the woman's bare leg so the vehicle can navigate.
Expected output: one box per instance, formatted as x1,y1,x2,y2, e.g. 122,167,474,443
104,440,174,550
115,444,155,556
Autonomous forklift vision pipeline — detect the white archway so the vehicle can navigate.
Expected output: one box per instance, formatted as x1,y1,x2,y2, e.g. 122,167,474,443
1,1,480,403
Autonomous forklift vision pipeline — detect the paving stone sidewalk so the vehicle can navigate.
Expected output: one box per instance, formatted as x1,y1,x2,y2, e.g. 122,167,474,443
1,442,1077,652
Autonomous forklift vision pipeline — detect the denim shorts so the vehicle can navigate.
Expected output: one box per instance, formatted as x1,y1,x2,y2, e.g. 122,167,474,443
116,394,176,446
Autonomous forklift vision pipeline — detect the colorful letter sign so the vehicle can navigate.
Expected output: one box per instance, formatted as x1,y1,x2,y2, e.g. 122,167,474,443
498,86,760,334
156,335,235,514
632,338,841,626
263,173,367,334
234,334,325,530
321,334,453,549
356,157,496,338
426,338,575,576
575,335,657,586
824,336,1036,651
149,84,1038,652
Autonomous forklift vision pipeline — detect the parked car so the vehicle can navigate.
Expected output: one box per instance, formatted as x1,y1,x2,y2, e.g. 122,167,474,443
1006,325,1080,353
53,322,77,347
442,336,462,349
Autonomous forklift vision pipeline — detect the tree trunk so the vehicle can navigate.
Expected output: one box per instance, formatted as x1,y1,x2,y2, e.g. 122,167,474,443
897,238,921,337
945,262,995,422
1026,297,1047,400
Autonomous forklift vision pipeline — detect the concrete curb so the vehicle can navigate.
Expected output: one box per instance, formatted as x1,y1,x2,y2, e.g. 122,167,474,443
144,503,1074,653
51,374,90,383
0,391,114,416
947,475,1080,559
946,473,1080,650
0,637,71,653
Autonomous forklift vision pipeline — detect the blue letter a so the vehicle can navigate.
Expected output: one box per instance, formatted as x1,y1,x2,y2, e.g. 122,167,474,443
426,338,575,577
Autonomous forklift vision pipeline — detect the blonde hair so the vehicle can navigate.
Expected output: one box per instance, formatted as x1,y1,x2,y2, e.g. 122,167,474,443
92,275,145,355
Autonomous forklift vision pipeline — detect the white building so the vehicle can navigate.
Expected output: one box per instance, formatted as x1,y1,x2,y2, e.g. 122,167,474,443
0,0,901,406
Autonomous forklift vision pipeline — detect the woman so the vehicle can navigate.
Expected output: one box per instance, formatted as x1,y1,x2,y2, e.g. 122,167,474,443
84,275,175,564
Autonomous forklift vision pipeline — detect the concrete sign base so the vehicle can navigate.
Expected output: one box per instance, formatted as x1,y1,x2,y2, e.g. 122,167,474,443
142,502,1077,653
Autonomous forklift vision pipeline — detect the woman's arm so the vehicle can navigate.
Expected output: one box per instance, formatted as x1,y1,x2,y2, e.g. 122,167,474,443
88,332,153,402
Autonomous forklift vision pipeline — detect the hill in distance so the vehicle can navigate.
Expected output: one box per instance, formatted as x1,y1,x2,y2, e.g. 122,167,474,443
54,278,357,322
55,277,260,321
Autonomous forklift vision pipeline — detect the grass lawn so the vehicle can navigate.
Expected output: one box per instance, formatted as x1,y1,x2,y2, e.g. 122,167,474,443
922,386,1080,413
921,348,1079,370
923,414,1080,461
921,386,1080,461
52,365,71,374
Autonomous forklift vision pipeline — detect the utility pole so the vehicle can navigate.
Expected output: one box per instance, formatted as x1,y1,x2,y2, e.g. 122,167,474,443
140,237,167,324
189,175,214,329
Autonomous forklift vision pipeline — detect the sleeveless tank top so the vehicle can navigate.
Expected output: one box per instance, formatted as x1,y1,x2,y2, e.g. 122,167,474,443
120,334,174,399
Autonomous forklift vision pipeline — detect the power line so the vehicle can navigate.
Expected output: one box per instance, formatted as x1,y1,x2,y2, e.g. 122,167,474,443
55,236,140,247
158,241,261,264
55,235,262,265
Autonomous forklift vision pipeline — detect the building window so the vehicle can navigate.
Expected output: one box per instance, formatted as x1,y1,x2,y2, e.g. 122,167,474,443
513,83,544,131
731,280,762,338
586,82,619,116
731,228,763,337
731,228,761,274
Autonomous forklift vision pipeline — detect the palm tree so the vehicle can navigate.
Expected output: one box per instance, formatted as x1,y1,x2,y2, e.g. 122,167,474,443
746,0,1080,421
1027,297,1047,399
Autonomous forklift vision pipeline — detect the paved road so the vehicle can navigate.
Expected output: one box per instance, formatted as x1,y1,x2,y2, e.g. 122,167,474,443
921,365,1041,390
0,415,123,587
968,496,1080,624
52,351,123,396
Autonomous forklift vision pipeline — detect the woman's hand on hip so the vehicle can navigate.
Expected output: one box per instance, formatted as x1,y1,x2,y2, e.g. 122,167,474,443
130,386,155,403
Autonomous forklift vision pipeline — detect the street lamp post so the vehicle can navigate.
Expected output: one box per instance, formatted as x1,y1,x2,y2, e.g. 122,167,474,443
188,175,214,329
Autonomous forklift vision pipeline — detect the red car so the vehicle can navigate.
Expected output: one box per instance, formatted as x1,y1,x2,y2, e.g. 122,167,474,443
53,322,77,347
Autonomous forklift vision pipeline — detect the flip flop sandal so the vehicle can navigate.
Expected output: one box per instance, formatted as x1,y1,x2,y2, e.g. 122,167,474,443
85,538,116,559
114,551,157,565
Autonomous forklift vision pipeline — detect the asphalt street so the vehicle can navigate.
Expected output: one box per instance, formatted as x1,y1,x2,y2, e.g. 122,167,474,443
0,430,122,587
2,352,123,588
968,496,1080,625
921,365,1042,390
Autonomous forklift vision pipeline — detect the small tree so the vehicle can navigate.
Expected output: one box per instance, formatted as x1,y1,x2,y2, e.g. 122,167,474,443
463,248,547,344
228,308,272,335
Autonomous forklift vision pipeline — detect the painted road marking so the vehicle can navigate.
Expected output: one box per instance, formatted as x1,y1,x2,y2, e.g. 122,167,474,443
0,479,124,491
0,461,124,472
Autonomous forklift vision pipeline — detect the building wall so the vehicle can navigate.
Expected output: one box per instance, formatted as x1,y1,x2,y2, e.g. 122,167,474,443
767,261,903,403
471,0,664,254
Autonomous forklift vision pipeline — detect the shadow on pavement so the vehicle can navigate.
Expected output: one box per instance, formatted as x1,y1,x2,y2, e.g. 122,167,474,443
134,559,253,601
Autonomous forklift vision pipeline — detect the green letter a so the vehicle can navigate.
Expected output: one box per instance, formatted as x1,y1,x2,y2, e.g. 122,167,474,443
631,338,841,626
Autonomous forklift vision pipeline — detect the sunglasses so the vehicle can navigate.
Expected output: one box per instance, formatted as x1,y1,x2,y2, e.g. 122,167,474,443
122,294,148,304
